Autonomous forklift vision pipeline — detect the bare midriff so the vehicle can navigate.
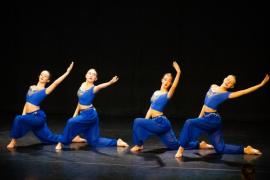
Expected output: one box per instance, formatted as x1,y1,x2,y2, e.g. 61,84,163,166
149,108,164,118
203,105,217,113
25,102,40,113
78,104,93,111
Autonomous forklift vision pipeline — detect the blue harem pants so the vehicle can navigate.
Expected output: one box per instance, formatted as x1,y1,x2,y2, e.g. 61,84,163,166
10,110,60,144
178,112,244,154
132,116,199,150
59,108,117,147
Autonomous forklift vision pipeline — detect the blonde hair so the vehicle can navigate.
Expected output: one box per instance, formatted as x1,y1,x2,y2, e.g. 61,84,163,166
41,70,51,80
87,68,98,77
163,73,173,79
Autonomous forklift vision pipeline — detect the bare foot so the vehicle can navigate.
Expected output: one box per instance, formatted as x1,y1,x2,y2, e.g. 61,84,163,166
199,141,214,149
55,142,63,151
72,135,87,143
130,145,143,152
117,138,129,147
117,146,129,155
175,157,184,165
70,143,87,150
244,146,262,155
243,154,261,162
175,147,184,158
7,139,17,149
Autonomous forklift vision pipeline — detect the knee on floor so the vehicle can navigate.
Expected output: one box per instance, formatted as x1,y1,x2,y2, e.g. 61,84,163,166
214,145,224,154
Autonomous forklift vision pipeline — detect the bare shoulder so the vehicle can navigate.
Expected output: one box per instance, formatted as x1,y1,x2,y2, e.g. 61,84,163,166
80,82,86,88
210,84,218,89
30,85,36,90
153,90,160,95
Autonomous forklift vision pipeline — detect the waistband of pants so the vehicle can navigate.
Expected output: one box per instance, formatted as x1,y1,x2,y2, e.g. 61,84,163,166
204,112,220,116
151,115,167,119
27,109,43,114
80,106,95,113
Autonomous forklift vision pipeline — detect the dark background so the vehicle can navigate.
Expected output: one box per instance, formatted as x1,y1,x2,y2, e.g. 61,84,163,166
1,1,269,126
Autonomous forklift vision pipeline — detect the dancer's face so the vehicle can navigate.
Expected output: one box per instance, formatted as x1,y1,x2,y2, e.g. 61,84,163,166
85,69,97,83
222,75,236,89
39,70,50,84
161,73,173,90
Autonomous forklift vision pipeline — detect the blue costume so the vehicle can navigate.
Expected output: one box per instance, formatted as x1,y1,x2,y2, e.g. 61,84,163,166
132,91,199,150
178,87,244,154
59,85,117,147
10,87,61,144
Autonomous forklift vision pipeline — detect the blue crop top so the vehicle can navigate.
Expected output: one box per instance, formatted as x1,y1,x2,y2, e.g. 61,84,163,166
26,87,47,106
204,87,231,110
77,86,95,106
150,91,169,112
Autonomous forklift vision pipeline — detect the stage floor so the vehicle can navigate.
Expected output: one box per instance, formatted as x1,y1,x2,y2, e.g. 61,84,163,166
0,118,269,179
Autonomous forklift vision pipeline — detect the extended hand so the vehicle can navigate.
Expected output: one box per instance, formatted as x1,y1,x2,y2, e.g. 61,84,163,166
261,74,269,86
110,76,119,84
67,61,74,73
173,61,181,73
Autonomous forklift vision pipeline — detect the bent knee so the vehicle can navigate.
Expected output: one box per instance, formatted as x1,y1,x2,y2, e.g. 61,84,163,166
88,139,98,147
133,118,144,125
67,118,80,126
185,119,195,125
14,115,23,121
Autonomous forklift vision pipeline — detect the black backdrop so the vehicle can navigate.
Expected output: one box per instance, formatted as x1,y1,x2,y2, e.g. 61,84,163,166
1,1,269,124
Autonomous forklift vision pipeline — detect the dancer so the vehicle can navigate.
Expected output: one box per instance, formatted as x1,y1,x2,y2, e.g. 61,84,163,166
7,62,84,149
130,61,212,152
175,74,269,157
55,68,128,150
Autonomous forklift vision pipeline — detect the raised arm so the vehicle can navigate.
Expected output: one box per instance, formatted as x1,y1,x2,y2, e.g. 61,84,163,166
229,74,269,99
45,62,74,95
167,61,181,99
93,76,119,93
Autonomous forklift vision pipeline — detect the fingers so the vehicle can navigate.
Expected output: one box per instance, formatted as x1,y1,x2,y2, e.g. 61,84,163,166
112,75,119,82
69,61,74,67
172,61,181,72
67,61,74,71
173,61,180,67
261,74,269,85
264,74,269,81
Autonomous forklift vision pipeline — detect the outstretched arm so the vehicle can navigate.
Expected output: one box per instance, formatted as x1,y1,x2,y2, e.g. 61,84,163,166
45,62,74,95
93,76,119,93
167,61,181,99
229,74,269,99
